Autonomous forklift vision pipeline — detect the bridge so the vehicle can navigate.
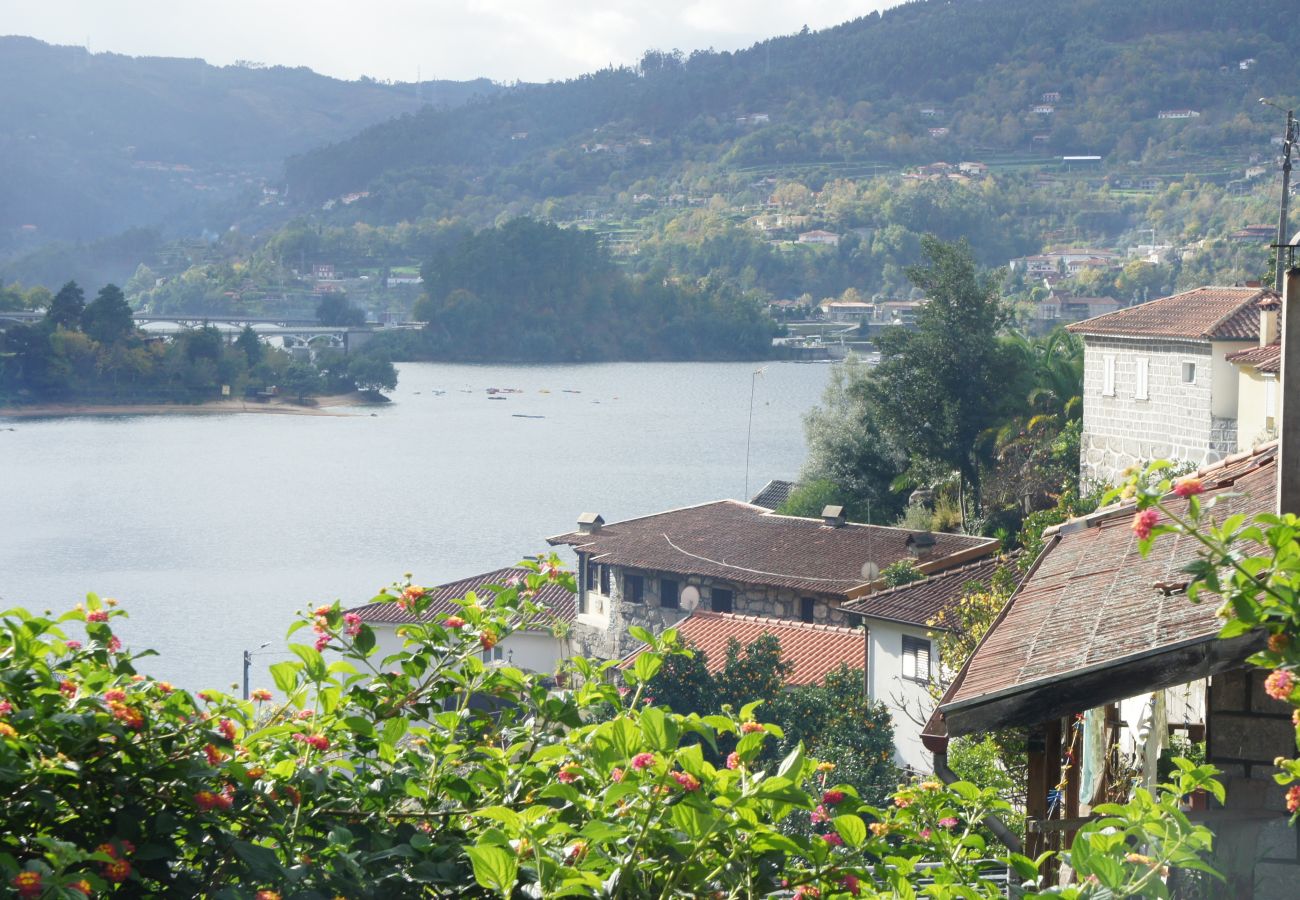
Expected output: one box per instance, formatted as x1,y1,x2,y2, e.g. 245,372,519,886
0,311,423,353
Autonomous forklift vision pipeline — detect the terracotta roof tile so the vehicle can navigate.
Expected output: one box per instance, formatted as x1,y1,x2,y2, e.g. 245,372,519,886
1226,342,1280,374
621,610,865,686
347,566,576,631
939,443,1277,729
1065,286,1272,340
548,500,997,598
842,552,1025,628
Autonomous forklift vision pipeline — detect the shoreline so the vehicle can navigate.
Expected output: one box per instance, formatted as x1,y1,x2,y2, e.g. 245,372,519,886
0,393,384,420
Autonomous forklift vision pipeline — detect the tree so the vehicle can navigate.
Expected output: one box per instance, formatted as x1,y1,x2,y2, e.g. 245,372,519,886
347,351,397,393
279,362,321,402
316,294,366,326
868,237,1010,526
80,284,134,345
45,281,85,330
234,325,264,368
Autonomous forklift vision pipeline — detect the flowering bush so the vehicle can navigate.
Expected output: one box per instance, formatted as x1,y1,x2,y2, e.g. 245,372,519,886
0,557,1221,896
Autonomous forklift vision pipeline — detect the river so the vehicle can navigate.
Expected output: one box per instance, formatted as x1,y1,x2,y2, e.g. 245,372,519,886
0,360,832,690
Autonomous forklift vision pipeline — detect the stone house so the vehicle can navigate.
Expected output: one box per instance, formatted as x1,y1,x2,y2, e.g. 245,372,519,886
1067,285,1272,485
925,443,1294,897
548,500,998,771
347,566,577,676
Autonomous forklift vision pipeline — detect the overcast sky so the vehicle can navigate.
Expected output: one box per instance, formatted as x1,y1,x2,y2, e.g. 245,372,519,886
4,1,903,83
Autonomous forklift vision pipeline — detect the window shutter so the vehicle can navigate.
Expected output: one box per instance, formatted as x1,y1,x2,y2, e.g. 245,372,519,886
1102,355,1116,396
1135,357,1149,400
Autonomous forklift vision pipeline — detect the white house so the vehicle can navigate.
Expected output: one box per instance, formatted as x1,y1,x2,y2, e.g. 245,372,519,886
348,567,577,676
1067,285,1272,484
1227,292,1282,450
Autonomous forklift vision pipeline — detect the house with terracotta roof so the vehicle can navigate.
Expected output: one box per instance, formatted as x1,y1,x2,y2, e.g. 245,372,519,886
549,501,998,771
1067,286,1273,484
347,566,577,675
925,444,1296,897
1227,294,1283,450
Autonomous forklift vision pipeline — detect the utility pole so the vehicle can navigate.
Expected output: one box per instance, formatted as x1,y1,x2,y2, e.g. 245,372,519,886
1262,100,1297,291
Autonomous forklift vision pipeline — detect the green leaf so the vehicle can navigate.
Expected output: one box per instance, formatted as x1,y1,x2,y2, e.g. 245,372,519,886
632,651,662,683
354,625,375,655
628,625,654,646
777,742,806,780
343,716,375,738
671,803,711,840
472,806,524,832
641,706,678,752
288,643,327,681
676,742,707,777
833,815,867,848
269,661,299,694
466,844,518,896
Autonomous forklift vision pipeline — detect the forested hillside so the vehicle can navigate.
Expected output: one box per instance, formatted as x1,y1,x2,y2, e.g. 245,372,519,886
285,0,1299,218
0,36,496,248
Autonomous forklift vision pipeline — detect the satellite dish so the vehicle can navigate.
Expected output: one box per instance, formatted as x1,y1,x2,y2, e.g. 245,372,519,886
680,586,700,611
861,561,880,582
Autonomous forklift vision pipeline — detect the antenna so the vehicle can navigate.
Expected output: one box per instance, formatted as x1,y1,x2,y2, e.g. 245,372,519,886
679,586,700,611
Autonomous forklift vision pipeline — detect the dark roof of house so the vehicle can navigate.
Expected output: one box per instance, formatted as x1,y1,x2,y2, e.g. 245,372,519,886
930,442,1277,744
1065,286,1271,341
548,500,997,599
620,610,864,686
749,479,798,509
1226,342,1280,374
841,552,1024,628
347,566,576,631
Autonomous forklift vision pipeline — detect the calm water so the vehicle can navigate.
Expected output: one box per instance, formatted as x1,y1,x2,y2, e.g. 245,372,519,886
0,361,831,689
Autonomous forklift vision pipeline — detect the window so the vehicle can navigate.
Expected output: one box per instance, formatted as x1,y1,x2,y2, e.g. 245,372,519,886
1134,357,1149,401
1266,376,1278,430
1182,362,1196,384
661,578,680,609
481,645,504,663
712,588,734,614
600,564,611,595
902,635,931,682
1102,354,1116,396
800,597,816,623
626,573,644,603
583,555,596,592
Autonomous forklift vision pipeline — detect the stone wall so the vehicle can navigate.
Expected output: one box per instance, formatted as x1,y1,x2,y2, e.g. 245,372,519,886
575,565,849,659
1205,667,1300,899
1079,336,1217,485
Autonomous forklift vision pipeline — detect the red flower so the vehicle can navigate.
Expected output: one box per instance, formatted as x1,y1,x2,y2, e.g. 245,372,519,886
1288,785,1300,813
1172,476,1205,498
65,640,82,650
87,610,109,623
103,689,126,702
631,752,656,769
69,879,93,896
1131,508,1159,540
250,688,273,702
108,635,122,654
103,857,132,883
218,718,237,740
293,732,330,752
256,892,282,900
822,789,846,805
59,680,77,697
793,887,819,899
195,789,234,812
110,702,144,730
841,874,861,896
479,629,498,650
11,871,42,898
0,699,11,716
444,615,466,629
821,832,844,846
204,743,225,766
671,771,701,792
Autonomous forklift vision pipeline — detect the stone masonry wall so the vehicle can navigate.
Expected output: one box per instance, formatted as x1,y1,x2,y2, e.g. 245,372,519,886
1206,667,1300,899
1080,337,1216,486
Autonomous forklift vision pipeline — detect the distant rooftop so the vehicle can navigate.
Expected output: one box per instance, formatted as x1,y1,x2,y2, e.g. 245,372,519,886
1066,286,1271,341
843,551,1024,628
348,566,575,631
749,479,798,510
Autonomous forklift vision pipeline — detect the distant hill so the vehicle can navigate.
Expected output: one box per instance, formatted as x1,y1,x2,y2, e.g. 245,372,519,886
283,0,1300,222
0,36,497,248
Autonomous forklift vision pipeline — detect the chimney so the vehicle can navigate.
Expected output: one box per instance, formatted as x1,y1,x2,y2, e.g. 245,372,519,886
1259,295,1281,348
1280,268,1300,515
821,505,846,528
906,531,938,559
577,512,604,535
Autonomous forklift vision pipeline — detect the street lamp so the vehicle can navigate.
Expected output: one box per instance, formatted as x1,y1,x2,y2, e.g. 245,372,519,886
242,641,271,701
744,366,768,501
1261,98,1297,292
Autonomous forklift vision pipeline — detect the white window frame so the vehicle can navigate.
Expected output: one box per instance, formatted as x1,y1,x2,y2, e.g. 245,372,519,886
1102,354,1116,397
1265,375,1278,428
1134,357,1149,401
901,635,931,683
1182,361,1196,384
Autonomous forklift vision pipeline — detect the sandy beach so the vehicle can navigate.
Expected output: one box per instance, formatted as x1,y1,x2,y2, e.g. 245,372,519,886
0,392,385,419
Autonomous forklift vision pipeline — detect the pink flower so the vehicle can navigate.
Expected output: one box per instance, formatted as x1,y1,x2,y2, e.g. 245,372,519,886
1172,476,1205,498
314,634,330,651
293,732,329,752
1131,508,1159,540
1265,669,1296,701
939,816,959,828
65,640,82,650
107,635,122,653
558,764,580,784
251,689,272,702
87,610,109,623
821,832,844,847
631,752,656,770
671,771,701,792
218,718,237,740
841,874,861,896
740,721,765,734
344,613,362,637
811,804,830,824
59,680,77,697
726,751,740,770
295,709,315,720
0,700,10,716
920,827,931,839
611,767,625,782
793,887,819,899
444,615,466,629
823,789,845,805
1287,785,1300,813
204,743,225,766
103,689,127,702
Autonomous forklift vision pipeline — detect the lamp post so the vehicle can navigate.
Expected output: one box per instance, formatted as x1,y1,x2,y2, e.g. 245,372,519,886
242,642,271,701
744,366,767,501
1261,98,1297,292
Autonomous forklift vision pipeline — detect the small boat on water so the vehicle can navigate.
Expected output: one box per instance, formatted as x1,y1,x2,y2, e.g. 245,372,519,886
488,396,508,401
512,414,545,419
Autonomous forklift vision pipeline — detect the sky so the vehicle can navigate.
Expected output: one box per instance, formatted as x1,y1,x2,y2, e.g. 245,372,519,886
3,0,903,84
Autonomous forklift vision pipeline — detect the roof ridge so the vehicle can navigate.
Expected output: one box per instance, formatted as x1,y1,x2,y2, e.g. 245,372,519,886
1201,288,1267,338
847,551,1018,603
546,498,759,543
689,608,862,635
